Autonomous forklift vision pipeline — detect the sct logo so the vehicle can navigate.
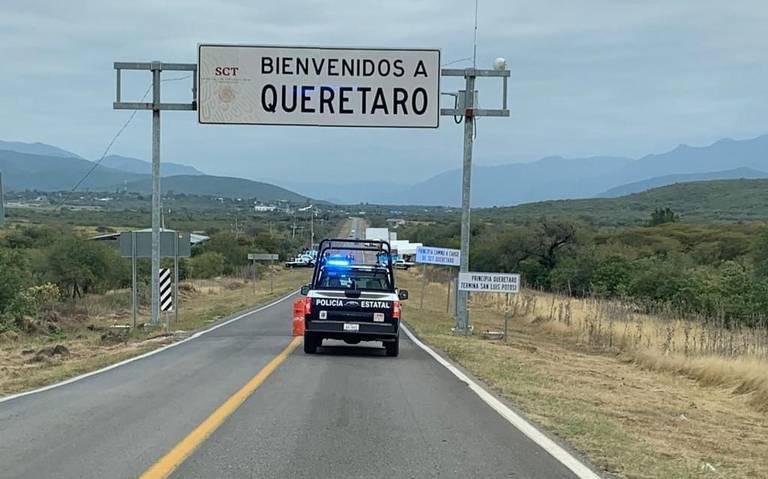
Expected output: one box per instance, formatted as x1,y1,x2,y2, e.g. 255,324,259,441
214,66,240,76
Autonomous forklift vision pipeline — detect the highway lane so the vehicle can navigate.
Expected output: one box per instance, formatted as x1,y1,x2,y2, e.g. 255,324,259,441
0,295,299,479
171,336,580,478
0,291,592,478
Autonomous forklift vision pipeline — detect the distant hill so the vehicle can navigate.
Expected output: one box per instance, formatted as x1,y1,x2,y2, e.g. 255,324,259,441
396,155,633,207
274,180,408,204
0,149,145,191
390,134,768,207
122,175,308,202
478,178,768,226
0,149,308,202
100,155,205,177
600,167,768,197
0,140,82,159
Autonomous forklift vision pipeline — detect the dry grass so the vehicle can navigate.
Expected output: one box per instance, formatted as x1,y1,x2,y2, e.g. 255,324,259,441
0,268,311,396
470,289,768,414
399,270,768,479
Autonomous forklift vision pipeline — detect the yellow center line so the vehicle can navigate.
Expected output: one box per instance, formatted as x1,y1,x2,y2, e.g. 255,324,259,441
139,336,302,479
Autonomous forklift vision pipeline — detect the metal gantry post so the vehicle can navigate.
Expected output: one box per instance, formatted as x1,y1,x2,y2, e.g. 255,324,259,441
150,62,162,326
113,60,196,328
441,64,510,335
456,72,476,334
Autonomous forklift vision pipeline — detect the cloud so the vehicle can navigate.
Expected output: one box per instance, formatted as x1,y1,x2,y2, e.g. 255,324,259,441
1,0,767,183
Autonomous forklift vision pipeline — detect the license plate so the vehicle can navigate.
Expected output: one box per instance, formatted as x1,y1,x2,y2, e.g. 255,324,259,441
343,323,359,332
373,313,385,322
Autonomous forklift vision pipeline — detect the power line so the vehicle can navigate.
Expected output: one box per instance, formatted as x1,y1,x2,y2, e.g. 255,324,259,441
442,57,473,67
56,74,192,207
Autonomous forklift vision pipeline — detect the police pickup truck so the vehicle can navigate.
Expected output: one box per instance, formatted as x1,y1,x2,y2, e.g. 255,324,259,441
300,239,409,357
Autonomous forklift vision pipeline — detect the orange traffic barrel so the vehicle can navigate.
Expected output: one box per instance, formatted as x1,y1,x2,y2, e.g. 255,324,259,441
292,298,306,336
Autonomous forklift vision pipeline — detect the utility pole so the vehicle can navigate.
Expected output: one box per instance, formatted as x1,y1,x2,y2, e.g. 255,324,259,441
441,60,510,334
113,61,196,326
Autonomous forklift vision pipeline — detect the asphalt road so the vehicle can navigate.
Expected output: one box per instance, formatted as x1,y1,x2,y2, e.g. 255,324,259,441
0,293,588,479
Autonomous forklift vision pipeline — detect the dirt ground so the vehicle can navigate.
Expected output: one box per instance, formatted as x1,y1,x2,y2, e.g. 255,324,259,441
399,272,768,479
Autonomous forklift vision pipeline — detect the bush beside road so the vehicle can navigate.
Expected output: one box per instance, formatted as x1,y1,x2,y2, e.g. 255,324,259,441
399,270,768,479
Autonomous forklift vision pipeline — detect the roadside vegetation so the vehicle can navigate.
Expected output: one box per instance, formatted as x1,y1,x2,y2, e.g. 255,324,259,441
400,271,768,478
395,198,768,478
402,215,768,329
0,200,337,396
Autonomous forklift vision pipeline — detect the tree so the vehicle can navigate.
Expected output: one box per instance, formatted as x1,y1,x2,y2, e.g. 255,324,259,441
45,238,119,298
648,207,678,226
751,229,768,280
0,247,33,328
188,252,226,278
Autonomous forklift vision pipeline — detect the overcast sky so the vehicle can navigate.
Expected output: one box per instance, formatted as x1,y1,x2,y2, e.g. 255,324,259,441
1,0,767,184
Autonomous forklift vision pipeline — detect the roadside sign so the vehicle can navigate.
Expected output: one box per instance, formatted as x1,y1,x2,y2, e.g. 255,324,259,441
458,272,520,294
248,253,279,261
119,231,191,258
198,44,440,128
416,246,461,266
159,268,173,312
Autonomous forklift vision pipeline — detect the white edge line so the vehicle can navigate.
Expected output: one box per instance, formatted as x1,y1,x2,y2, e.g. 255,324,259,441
401,324,602,479
0,290,299,405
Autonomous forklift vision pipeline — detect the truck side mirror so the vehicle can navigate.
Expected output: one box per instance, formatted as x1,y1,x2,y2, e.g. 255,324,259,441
398,289,409,300
300,284,311,296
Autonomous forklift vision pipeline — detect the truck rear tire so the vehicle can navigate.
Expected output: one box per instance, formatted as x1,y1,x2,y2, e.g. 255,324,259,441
384,337,399,357
304,332,319,354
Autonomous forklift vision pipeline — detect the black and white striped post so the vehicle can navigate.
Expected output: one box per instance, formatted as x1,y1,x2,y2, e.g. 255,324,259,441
159,268,173,328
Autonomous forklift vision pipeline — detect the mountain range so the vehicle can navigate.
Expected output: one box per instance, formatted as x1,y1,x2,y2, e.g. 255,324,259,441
2,134,768,207
274,134,768,206
0,143,307,202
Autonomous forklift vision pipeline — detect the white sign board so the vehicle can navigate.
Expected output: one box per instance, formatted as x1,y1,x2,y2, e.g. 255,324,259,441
458,272,520,294
416,246,461,266
198,44,440,128
248,253,279,261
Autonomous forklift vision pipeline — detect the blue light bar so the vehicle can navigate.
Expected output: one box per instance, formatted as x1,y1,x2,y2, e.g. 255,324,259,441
326,259,351,267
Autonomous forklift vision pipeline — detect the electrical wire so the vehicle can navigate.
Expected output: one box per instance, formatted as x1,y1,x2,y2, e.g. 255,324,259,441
55,74,192,208
442,57,473,67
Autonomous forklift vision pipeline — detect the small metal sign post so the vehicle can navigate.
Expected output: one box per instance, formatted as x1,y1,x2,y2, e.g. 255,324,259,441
248,253,279,293
458,272,520,338
416,246,461,310
120,231,191,328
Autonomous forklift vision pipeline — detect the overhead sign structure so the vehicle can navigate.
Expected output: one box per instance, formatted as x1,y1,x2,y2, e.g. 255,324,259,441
458,272,520,294
198,44,440,128
248,253,279,261
416,246,461,267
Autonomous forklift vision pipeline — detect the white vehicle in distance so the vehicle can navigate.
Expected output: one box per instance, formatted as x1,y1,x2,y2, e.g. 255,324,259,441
394,259,415,270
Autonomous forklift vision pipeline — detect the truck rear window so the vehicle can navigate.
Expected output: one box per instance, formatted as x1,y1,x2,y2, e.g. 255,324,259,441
317,268,393,291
